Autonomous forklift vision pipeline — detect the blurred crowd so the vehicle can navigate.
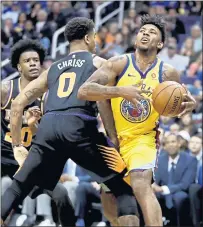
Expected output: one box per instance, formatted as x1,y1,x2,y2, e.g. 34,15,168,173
1,1,202,227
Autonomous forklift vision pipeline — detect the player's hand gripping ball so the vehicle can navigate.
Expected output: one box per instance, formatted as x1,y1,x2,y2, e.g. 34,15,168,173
152,81,187,117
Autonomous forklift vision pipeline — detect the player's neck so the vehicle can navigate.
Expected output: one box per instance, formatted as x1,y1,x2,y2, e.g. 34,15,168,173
69,42,89,54
135,49,157,65
20,76,31,90
134,49,157,73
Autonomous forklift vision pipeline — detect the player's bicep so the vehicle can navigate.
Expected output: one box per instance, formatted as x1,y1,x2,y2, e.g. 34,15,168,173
86,61,117,86
14,70,48,107
162,63,181,83
86,55,127,86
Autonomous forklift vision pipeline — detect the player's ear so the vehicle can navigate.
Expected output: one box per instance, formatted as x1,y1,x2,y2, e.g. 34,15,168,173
17,64,22,73
84,34,90,45
157,42,164,51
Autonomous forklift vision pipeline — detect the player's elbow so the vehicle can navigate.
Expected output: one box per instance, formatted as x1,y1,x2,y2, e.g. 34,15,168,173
77,84,89,100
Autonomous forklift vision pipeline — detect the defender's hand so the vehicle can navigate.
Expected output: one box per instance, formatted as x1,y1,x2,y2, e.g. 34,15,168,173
13,146,28,167
121,84,152,110
178,84,196,118
26,106,41,126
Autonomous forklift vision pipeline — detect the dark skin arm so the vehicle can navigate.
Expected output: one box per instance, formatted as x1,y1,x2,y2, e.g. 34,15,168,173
1,80,40,135
78,55,151,105
92,56,119,149
97,100,119,150
162,63,196,117
11,69,48,146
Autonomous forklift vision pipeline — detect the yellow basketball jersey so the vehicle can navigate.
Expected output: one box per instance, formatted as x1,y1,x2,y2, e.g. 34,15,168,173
111,53,164,142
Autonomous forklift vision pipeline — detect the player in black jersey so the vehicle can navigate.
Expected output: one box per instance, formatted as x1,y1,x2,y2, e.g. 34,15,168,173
2,18,139,226
1,39,76,226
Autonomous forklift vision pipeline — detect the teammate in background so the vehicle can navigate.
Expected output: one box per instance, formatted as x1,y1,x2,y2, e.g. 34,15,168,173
1,18,140,226
78,14,196,226
1,39,76,226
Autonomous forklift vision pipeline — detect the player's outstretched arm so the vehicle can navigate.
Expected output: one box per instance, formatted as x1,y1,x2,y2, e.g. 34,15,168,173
78,55,151,104
10,69,48,146
162,63,196,117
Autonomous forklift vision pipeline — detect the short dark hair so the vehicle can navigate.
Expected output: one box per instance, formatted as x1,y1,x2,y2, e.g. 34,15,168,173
140,14,166,44
11,39,46,69
64,17,95,42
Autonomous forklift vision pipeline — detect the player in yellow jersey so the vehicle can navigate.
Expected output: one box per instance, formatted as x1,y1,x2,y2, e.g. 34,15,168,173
78,14,196,226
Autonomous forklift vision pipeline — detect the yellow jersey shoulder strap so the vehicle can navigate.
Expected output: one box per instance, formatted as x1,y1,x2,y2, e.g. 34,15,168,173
116,54,131,84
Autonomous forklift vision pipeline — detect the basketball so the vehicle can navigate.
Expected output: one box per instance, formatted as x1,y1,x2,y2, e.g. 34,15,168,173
152,81,187,117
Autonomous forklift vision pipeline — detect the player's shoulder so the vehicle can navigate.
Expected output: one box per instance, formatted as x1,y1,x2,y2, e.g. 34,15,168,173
1,79,14,107
162,62,176,71
109,54,128,63
108,54,129,74
92,55,107,69
161,62,180,83
1,79,12,93
92,54,128,74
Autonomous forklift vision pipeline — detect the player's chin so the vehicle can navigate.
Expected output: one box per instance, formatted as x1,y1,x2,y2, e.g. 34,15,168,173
29,72,40,78
138,44,149,51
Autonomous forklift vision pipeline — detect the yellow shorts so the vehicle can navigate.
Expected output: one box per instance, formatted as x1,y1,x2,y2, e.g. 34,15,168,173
120,131,159,177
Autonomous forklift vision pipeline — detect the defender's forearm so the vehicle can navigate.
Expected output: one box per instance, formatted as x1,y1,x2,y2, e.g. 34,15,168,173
97,100,117,140
78,83,124,101
10,102,24,146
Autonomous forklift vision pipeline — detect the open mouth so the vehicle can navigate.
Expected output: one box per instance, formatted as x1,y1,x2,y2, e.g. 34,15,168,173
141,37,150,43
29,69,39,73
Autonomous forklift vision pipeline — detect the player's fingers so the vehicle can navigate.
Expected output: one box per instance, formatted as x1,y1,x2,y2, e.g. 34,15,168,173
30,108,41,112
133,79,143,87
132,98,147,112
32,110,41,116
178,110,190,118
140,95,151,102
32,110,41,114
31,110,41,116
140,89,152,95
178,103,192,118
182,93,195,103
181,100,192,106
132,98,142,106
28,106,40,111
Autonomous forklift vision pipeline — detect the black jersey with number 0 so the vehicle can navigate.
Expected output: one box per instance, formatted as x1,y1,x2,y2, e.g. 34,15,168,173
45,51,98,117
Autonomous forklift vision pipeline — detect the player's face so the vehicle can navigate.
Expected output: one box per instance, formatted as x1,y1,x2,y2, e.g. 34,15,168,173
135,24,163,53
165,135,180,155
18,51,41,80
85,29,96,54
